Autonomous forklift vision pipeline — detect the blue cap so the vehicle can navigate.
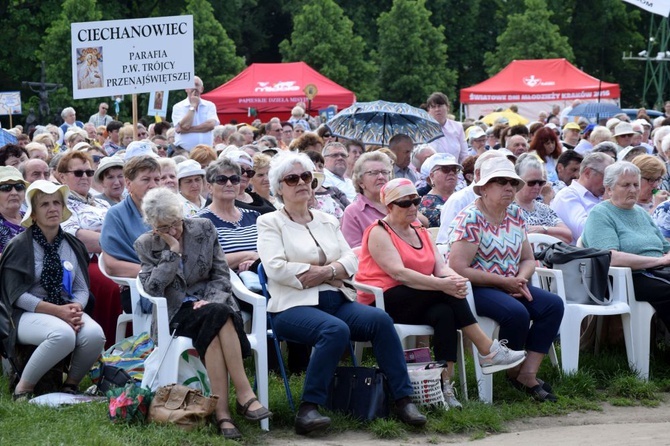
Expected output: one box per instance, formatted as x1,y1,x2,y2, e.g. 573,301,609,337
581,123,597,135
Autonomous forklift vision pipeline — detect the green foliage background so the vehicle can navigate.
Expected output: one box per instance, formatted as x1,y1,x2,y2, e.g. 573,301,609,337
0,0,655,126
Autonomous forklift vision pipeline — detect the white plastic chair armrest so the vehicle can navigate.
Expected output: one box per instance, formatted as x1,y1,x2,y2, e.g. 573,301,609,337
534,267,567,304
135,277,171,348
608,266,633,305
345,278,386,310
230,272,267,338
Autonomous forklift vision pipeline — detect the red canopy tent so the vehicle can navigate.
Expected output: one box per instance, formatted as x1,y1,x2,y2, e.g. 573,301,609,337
459,59,620,120
202,62,356,124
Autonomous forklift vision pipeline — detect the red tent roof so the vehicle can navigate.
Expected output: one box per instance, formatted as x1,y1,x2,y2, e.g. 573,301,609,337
202,62,356,123
460,59,619,104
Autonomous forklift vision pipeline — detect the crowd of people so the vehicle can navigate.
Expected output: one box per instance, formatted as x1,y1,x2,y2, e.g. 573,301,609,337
2,77,670,437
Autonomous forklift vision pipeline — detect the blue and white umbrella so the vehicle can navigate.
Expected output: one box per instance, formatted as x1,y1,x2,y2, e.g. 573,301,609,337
326,100,444,146
567,102,624,118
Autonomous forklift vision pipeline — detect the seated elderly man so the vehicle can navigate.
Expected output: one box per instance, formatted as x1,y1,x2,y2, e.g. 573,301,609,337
506,134,529,157
322,142,356,202
550,152,614,244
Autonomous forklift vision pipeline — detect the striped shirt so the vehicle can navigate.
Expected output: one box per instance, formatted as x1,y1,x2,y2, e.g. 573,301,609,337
195,207,260,254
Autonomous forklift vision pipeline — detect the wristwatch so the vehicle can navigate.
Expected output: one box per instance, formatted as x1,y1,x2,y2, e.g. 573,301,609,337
188,106,196,112
542,225,549,234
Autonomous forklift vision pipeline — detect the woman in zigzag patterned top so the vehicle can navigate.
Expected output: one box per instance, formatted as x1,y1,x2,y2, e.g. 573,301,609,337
449,157,564,403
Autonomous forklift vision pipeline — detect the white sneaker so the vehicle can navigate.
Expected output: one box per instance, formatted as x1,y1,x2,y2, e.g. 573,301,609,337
442,380,462,410
478,339,526,375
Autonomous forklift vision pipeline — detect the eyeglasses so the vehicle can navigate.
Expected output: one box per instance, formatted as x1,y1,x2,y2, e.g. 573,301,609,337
67,169,95,177
323,133,332,138
214,174,241,185
92,155,105,163
643,176,663,185
433,166,460,175
281,171,314,188
101,107,108,110
526,179,547,187
391,197,421,208
241,168,256,178
0,183,26,192
363,169,391,177
490,177,520,187
282,130,293,134
155,219,183,234
325,152,347,159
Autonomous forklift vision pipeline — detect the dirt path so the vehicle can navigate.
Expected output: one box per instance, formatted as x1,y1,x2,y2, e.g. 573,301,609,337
263,396,670,445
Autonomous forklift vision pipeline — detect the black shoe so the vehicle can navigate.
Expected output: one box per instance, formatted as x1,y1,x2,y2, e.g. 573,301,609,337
508,377,553,395
295,408,331,435
395,402,427,427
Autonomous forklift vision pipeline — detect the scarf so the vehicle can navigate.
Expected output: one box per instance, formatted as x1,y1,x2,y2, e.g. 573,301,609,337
32,223,66,305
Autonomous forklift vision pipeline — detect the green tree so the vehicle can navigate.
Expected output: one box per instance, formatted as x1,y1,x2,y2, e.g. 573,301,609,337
484,0,574,75
375,0,457,106
279,0,378,100
37,0,103,116
185,0,245,89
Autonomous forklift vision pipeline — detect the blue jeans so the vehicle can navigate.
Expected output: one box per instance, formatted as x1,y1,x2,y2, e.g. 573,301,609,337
473,285,564,354
272,290,413,406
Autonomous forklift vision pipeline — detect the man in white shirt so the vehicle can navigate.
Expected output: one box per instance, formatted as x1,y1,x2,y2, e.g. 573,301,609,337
436,150,506,244
171,76,219,152
88,102,113,127
550,152,614,244
425,92,469,163
322,142,357,201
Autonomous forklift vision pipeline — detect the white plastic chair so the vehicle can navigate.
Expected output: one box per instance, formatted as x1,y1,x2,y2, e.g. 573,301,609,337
348,278,468,401
136,274,270,431
98,252,151,342
528,234,635,376
609,266,655,380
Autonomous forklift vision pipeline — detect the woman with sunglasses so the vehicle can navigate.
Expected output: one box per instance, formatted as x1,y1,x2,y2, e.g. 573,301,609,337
0,166,28,254
56,151,120,347
135,187,270,439
418,154,462,228
357,178,526,408
448,158,564,403
257,152,427,435
224,151,275,215
513,155,572,243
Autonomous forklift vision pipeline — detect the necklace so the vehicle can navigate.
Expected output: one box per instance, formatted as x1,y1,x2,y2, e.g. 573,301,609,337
211,206,242,227
477,199,506,225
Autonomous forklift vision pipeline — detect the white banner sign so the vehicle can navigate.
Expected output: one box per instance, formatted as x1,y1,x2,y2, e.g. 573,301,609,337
622,0,670,17
71,15,194,99
0,92,22,115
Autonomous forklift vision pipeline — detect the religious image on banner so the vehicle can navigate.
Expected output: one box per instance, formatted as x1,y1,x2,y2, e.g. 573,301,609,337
76,47,104,90
148,90,169,117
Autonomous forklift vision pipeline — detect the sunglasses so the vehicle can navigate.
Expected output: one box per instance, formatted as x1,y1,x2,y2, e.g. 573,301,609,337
281,171,315,188
241,168,256,178
67,169,95,178
92,155,105,163
0,183,26,192
214,174,241,185
490,177,520,187
526,179,547,187
434,166,461,175
323,133,332,138
392,197,421,208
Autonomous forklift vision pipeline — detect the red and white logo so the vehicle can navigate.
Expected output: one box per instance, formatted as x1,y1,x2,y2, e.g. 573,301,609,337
255,81,300,92
522,75,555,88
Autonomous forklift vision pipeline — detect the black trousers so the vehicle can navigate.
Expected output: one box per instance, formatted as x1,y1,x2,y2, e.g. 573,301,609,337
383,285,477,362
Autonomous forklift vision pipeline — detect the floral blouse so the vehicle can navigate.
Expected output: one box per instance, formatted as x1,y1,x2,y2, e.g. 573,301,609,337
0,212,25,253
419,193,447,228
516,201,562,227
62,193,110,237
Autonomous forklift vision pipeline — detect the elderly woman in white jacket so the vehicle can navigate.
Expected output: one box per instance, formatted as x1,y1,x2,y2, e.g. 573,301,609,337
257,152,426,436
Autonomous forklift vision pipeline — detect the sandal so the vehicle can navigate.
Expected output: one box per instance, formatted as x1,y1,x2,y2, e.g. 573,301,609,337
61,383,80,395
12,391,34,402
523,383,558,402
236,397,272,421
508,376,553,394
217,418,242,440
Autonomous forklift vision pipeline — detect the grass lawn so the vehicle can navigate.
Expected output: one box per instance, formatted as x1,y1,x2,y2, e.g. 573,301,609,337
1,343,669,445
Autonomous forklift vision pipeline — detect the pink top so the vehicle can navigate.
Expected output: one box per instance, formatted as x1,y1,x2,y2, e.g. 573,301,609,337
341,194,386,248
356,220,436,304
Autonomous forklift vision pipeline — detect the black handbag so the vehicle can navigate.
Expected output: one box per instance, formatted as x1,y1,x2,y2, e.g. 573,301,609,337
98,364,135,394
536,242,612,305
325,367,390,421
